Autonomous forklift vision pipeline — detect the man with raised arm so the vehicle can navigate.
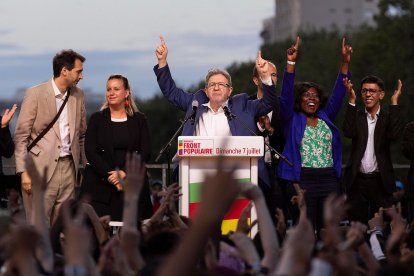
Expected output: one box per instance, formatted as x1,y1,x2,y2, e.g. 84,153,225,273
154,36,293,186
249,61,286,216
343,77,403,224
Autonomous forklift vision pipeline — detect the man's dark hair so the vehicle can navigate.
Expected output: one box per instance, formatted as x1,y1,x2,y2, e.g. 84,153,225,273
53,49,85,78
360,75,385,91
294,82,328,112
151,181,162,189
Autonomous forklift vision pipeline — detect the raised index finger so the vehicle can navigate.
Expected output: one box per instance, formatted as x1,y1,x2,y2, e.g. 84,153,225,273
294,36,300,49
396,79,402,91
160,35,166,46
257,50,262,60
293,183,302,194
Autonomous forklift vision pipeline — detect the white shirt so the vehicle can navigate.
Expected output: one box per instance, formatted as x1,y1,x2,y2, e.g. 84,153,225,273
52,79,71,157
255,78,274,163
256,111,273,163
360,106,380,173
195,101,231,136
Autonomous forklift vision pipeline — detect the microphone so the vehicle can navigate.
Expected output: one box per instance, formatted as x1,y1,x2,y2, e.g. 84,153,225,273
222,104,235,120
190,100,199,125
222,103,293,166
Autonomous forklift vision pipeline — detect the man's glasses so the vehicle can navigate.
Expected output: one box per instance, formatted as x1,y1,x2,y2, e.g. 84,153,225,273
361,88,382,95
207,82,230,89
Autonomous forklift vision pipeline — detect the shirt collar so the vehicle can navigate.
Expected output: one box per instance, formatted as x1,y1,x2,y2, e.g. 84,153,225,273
202,99,229,114
52,78,68,98
365,105,380,120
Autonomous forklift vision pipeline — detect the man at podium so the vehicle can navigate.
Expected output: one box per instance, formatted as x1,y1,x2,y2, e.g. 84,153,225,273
153,36,294,187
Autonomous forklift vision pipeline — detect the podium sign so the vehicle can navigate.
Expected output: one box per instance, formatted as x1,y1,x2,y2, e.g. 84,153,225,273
178,136,263,234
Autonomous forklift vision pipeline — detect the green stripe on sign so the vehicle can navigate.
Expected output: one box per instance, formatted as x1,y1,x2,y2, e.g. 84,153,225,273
189,178,250,203
189,182,202,203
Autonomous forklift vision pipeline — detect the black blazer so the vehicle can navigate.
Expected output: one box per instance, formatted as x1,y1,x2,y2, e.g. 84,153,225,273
80,108,150,203
248,93,285,163
342,104,403,193
0,116,14,174
402,122,414,197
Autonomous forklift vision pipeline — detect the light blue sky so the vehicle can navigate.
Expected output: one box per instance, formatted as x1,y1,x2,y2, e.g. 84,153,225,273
0,0,274,100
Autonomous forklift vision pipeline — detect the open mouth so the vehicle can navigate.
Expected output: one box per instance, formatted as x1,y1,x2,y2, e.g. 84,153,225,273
308,102,315,107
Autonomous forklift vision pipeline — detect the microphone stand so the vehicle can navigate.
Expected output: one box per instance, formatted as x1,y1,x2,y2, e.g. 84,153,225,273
224,108,293,167
155,113,194,186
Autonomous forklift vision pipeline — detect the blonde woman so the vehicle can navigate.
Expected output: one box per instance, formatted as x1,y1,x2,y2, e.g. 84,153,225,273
80,75,152,221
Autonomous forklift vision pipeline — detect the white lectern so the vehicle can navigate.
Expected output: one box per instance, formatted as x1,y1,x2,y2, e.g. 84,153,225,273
178,136,264,234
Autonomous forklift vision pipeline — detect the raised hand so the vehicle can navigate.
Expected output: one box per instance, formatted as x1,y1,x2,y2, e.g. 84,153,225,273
385,205,407,259
122,152,146,229
5,225,40,275
340,37,352,74
342,37,353,64
323,193,347,227
240,182,264,201
123,152,146,197
287,36,300,62
200,165,239,220
339,222,367,251
368,207,384,231
155,35,168,68
291,183,306,218
256,51,270,81
98,237,134,275
236,201,254,234
164,183,182,213
61,202,92,269
275,208,287,238
390,79,402,105
258,115,274,135
343,77,356,104
1,103,17,128
276,216,314,276
229,232,261,267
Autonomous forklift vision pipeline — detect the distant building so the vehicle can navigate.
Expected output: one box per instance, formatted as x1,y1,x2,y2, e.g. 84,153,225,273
261,0,379,43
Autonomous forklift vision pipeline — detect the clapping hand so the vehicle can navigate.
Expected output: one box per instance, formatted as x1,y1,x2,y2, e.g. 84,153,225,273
390,79,402,105
1,104,17,128
343,77,356,104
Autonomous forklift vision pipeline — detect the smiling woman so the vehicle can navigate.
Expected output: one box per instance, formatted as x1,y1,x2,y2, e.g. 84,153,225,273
277,37,352,234
79,74,152,221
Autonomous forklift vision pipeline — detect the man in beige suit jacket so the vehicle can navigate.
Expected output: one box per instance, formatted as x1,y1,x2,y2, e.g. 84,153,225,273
14,50,87,225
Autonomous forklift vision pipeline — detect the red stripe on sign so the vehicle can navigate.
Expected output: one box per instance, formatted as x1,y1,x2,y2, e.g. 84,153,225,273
189,202,199,219
223,198,250,220
189,198,250,220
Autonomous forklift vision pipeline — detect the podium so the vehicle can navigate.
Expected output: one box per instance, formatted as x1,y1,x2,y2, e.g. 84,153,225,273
177,136,264,234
